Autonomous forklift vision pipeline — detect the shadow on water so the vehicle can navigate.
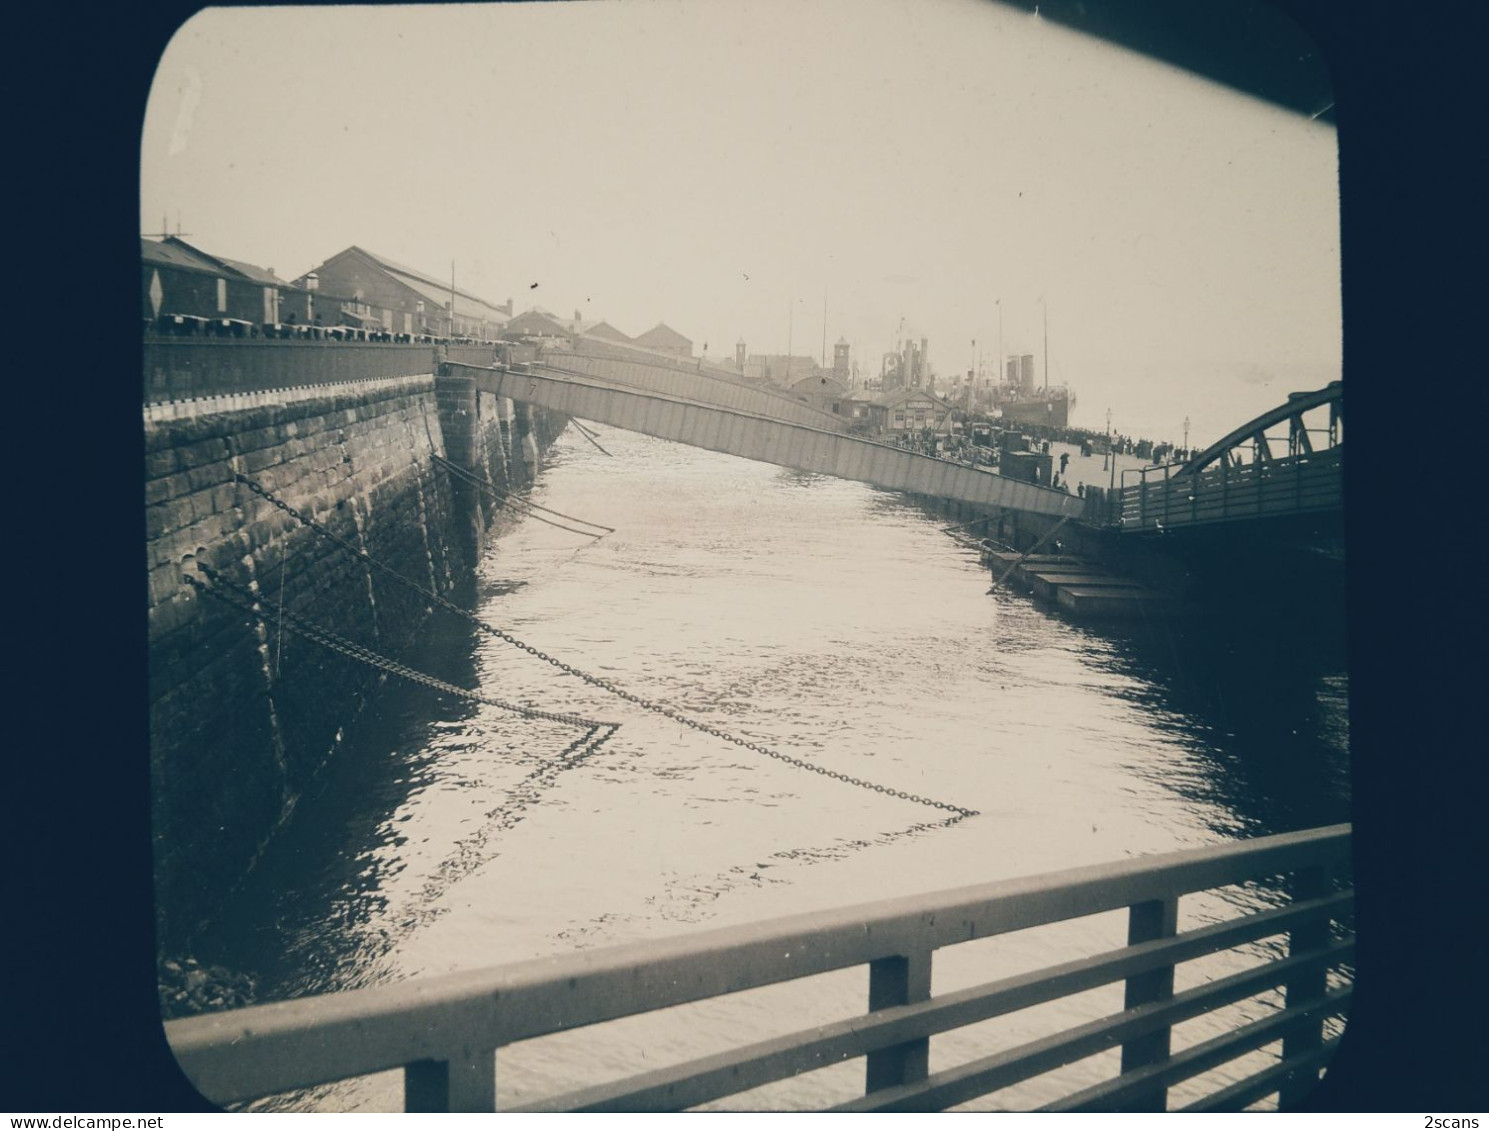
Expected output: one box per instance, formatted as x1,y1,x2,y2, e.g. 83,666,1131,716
177,598,496,1008
1071,582,1350,840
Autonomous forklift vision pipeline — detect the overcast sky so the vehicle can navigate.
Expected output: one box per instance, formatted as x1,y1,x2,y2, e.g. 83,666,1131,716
140,0,1340,445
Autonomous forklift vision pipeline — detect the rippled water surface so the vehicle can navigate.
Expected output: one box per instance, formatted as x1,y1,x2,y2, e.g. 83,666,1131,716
193,425,1349,1111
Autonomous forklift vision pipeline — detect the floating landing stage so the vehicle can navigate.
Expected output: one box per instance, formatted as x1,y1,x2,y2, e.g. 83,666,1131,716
1056,585,1173,618
1026,572,1146,603
985,550,1171,619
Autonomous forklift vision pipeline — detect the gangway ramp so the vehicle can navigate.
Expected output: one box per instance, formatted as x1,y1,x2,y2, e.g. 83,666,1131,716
451,361,1084,520
542,346,851,433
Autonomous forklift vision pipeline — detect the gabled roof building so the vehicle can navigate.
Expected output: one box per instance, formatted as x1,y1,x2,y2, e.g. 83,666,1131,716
294,246,513,339
870,387,955,436
142,236,308,328
504,308,573,339
788,372,850,417
632,322,693,358
581,320,633,344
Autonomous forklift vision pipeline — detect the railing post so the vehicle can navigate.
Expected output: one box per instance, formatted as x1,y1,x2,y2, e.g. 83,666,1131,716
1279,865,1331,1110
1119,897,1179,1111
865,949,932,1095
405,1049,497,1112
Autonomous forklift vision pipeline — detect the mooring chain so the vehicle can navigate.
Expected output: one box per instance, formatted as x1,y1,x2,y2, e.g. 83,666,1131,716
510,723,619,795
431,451,615,530
184,564,620,732
230,473,979,820
429,454,613,537
511,648,980,819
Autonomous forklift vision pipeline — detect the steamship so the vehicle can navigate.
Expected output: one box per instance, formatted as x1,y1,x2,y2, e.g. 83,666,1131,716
992,352,1075,428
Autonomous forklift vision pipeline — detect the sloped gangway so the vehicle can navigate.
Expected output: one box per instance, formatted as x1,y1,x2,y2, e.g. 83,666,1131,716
448,359,1084,520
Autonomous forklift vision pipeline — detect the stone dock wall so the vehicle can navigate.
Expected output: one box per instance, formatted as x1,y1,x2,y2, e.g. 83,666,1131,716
145,370,563,949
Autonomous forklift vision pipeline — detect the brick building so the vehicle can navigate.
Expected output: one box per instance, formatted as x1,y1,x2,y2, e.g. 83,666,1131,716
788,372,850,416
142,237,310,329
577,319,633,344
294,247,512,339
632,322,693,359
745,353,818,387
504,308,573,341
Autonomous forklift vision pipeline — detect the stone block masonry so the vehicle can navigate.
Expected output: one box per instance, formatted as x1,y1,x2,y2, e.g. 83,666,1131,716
145,371,564,951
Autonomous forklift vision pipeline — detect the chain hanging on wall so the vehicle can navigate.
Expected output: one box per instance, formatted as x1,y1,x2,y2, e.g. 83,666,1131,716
185,563,621,732
229,473,980,822
430,453,613,537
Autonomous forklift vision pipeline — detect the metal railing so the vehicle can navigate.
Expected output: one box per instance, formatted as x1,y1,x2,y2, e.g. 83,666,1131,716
1117,448,1343,532
164,824,1352,1112
142,340,439,405
443,343,503,368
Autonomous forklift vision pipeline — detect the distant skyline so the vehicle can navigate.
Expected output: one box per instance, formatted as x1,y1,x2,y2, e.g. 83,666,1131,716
140,0,1340,445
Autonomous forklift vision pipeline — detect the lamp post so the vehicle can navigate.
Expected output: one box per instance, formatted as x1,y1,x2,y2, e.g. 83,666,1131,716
1103,407,1111,472
1108,408,1117,492
1182,415,1191,460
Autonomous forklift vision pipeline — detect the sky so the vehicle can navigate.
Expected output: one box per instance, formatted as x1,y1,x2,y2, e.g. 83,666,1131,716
139,0,1341,446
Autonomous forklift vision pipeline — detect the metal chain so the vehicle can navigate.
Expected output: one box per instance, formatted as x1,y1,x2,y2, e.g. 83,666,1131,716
431,453,614,533
185,564,620,731
231,473,979,819
511,722,619,792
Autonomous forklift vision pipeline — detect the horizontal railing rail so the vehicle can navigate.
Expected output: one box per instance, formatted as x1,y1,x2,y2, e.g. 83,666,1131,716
443,343,504,367
536,350,853,432
565,335,761,384
1118,448,1343,531
458,363,1085,519
164,824,1351,1113
142,340,439,405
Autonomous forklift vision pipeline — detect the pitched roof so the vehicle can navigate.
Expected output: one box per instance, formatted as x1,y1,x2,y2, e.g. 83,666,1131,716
583,321,632,343
142,237,223,274
505,308,572,336
874,387,953,409
395,272,512,324
633,322,692,350
353,246,456,292
350,247,510,324
789,373,847,394
145,237,296,289
218,256,287,287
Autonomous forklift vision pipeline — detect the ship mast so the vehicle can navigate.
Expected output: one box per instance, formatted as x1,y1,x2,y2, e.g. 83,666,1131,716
998,299,1004,388
786,297,793,383
1043,301,1049,393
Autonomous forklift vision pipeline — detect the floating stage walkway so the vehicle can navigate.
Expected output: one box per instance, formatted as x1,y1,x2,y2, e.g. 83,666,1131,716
984,549,1174,618
450,361,1086,521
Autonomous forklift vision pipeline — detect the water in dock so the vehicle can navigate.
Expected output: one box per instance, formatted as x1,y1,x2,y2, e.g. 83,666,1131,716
185,424,1349,1111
